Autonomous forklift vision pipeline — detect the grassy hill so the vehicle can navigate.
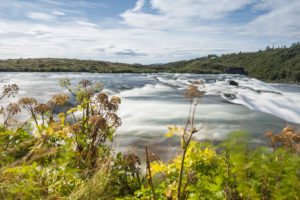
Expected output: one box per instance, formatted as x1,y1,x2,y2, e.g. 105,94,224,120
0,42,299,82
162,42,300,82
0,58,158,73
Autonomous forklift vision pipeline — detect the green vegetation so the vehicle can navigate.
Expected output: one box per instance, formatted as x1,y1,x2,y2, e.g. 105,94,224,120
162,42,300,82
0,79,299,199
0,42,300,82
0,58,157,73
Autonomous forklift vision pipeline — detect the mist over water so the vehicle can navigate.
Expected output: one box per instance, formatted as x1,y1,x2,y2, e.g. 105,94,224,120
1,72,300,158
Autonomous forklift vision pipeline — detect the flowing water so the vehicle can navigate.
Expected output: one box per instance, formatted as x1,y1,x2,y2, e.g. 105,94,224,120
1,72,300,159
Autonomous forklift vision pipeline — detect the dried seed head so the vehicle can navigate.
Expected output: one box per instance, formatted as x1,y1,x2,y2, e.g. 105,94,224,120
184,84,201,98
79,80,92,87
87,88,95,96
108,102,118,112
286,131,293,137
89,115,107,129
107,113,122,127
110,96,121,104
34,103,49,114
96,93,108,104
124,153,141,166
149,153,160,162
282,127,294,134
6,103,21,116
51,94,69,106
2,84,19,98
265,130,273,138
18,97,37,107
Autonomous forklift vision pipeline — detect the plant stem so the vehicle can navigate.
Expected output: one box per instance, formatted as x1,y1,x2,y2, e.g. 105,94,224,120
145,146,156,200
177,132,193,199
177,99,197,199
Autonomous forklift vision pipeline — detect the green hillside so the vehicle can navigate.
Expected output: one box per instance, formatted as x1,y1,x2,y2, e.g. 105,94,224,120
163,42,300,82
0,58,157,73
0,42,299,82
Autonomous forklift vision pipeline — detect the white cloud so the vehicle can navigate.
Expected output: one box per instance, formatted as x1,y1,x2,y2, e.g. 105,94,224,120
27,12,55,21
132,0,145,12
77,21,98,27
121,0,256,29
0,0,299,64
239,0,300,38
52,11,65,16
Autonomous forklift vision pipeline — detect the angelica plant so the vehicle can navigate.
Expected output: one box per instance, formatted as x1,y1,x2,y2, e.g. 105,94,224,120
165,82,204,199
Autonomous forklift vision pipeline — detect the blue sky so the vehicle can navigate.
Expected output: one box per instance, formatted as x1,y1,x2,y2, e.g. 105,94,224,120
0,0,299,64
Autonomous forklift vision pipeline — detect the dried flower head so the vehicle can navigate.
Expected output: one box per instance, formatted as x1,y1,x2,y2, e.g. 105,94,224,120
108,102,118,112
87,88,95,96
265,130,273,138
184,84,201,98
34,103,49,114
265,126,300,153
96,93,108,104
6,103,21,116
79,80,92,87
89,115,107,129
18,97,37,107
283,127,294,134
124,153,141,166
110,96,121,104
50,94,69,106
149,153,160,162
1,84,19,100
107,113,122,127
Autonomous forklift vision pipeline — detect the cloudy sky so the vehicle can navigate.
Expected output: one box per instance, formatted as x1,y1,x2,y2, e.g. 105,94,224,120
0,0,299,64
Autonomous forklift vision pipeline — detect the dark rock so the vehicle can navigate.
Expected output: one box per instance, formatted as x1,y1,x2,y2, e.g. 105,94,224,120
228,80,239,86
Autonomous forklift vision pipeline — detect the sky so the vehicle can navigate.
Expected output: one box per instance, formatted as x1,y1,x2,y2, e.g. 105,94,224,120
0,0,299,64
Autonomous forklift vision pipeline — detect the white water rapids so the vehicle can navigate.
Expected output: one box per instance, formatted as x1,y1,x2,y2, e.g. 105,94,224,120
0,72,299,157
155,74,300,124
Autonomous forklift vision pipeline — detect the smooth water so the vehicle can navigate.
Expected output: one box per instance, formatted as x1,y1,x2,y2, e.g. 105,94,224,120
1,73,300,159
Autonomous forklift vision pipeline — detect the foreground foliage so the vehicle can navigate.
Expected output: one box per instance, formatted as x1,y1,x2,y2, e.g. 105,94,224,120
0,80,299,200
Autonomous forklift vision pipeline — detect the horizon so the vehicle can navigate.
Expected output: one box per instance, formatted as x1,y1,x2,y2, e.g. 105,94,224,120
0,0,299,64
0,42,298,65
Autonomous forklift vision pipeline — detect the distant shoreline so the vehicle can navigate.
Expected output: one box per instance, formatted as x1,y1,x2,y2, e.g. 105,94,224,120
0,43,299,83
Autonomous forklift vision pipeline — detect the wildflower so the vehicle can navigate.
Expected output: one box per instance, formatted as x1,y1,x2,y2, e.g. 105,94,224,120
57,112,66,119
184,84,201,98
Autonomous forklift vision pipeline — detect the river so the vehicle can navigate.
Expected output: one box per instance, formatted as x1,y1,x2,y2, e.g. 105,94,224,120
1,72,299,159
